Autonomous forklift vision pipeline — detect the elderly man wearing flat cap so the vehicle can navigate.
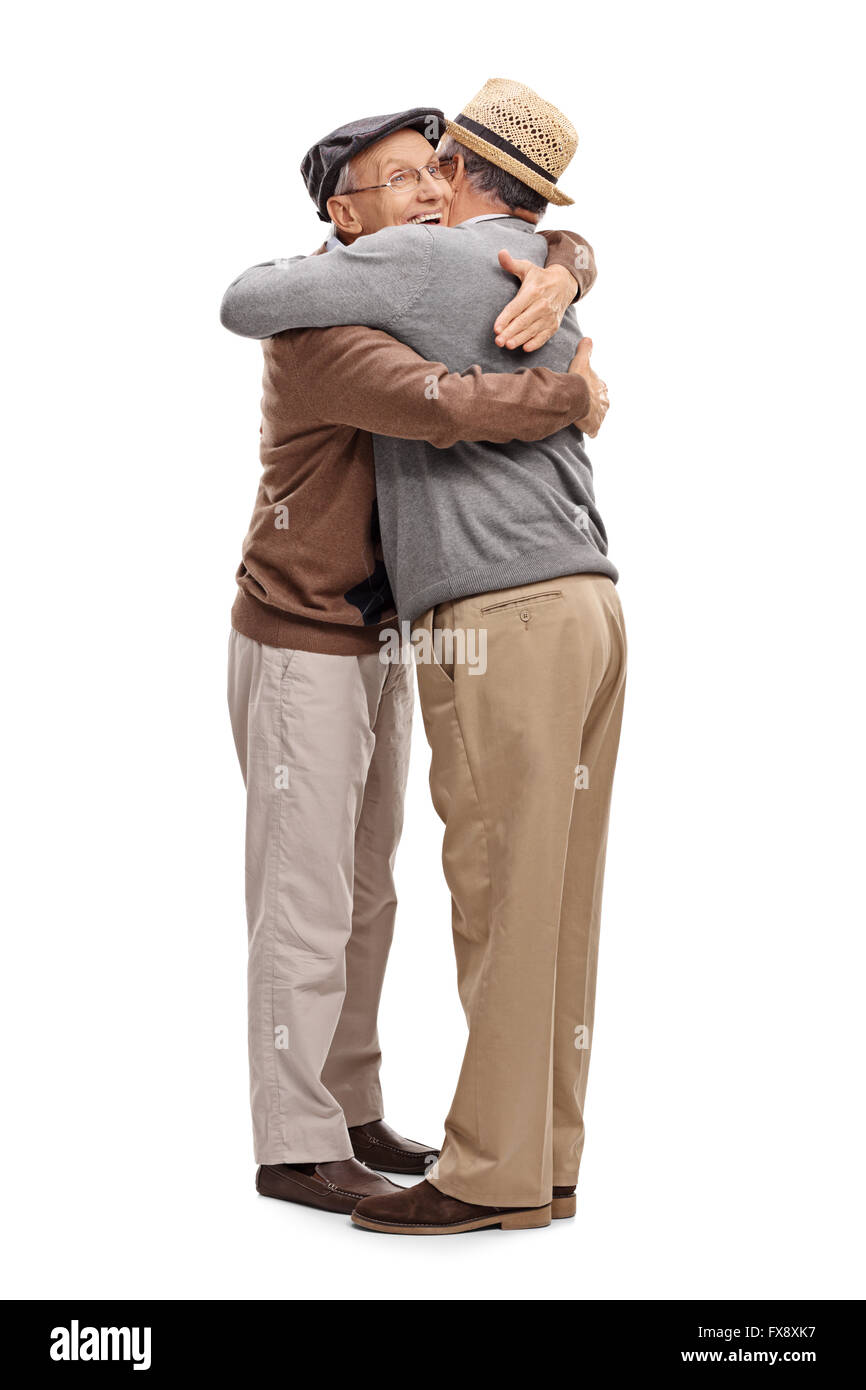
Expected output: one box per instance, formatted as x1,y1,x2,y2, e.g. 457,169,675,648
221,96,607,1219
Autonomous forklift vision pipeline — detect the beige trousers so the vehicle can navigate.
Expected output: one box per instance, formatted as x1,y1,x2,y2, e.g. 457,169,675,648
413,574,626,1208
227,629,413,1164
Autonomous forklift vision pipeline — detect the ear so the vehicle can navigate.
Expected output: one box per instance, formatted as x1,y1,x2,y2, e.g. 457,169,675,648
449,150,467,190
326,194,364,237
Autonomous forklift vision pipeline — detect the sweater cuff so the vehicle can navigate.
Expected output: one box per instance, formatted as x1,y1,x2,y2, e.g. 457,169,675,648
539,229,596,302
565,372,591,422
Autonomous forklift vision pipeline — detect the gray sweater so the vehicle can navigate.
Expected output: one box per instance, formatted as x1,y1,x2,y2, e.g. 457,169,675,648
221,217,617,624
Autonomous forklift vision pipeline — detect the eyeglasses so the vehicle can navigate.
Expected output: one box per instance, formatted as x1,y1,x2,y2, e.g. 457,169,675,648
342,157,456,196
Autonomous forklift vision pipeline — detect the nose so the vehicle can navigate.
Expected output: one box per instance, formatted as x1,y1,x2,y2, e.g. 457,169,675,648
416,169,441,199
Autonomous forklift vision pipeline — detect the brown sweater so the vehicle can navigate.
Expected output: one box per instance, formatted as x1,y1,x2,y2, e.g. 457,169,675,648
232,229,596,655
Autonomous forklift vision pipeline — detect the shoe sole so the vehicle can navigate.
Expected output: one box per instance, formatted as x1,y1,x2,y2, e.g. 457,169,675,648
361,1162,436,1176
351,1203,552,1235
257,1186,357,1215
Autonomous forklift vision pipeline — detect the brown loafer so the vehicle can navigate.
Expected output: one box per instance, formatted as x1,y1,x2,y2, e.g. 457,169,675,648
256,1158,401,1214
352,1179,551,1235
348,1119,440,1175
552,1184,577,1219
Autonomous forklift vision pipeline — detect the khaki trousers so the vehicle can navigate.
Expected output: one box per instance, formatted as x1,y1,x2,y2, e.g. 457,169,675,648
413,574,626,1208
227,629,413,1164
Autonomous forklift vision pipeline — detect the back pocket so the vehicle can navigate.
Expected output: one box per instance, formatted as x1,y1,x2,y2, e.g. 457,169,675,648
479,589,563,615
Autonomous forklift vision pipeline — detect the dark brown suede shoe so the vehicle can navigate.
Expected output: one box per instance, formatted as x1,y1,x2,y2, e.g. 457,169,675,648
348,1119,440,1175
352,1179,551,1235
552,1184,577,1219
256,1158,401,1214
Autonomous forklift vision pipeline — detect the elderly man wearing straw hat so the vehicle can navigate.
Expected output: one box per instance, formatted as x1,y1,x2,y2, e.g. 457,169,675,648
222,79,622,1236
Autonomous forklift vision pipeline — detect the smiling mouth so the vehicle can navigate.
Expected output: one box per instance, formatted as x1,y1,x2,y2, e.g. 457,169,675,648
405,212,442,225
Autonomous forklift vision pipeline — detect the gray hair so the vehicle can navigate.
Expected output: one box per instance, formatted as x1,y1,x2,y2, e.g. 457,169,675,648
333,160,354,198
438,135,547,218
329,159,355,236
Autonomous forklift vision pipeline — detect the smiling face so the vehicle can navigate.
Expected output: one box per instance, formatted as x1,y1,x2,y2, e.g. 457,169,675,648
326,129,454,242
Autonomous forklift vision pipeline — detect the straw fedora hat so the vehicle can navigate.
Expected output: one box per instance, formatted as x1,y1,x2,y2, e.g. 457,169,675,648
444,78,578,207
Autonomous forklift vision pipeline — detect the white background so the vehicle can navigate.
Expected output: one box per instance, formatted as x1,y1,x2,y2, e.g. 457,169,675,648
2,1,864,1301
